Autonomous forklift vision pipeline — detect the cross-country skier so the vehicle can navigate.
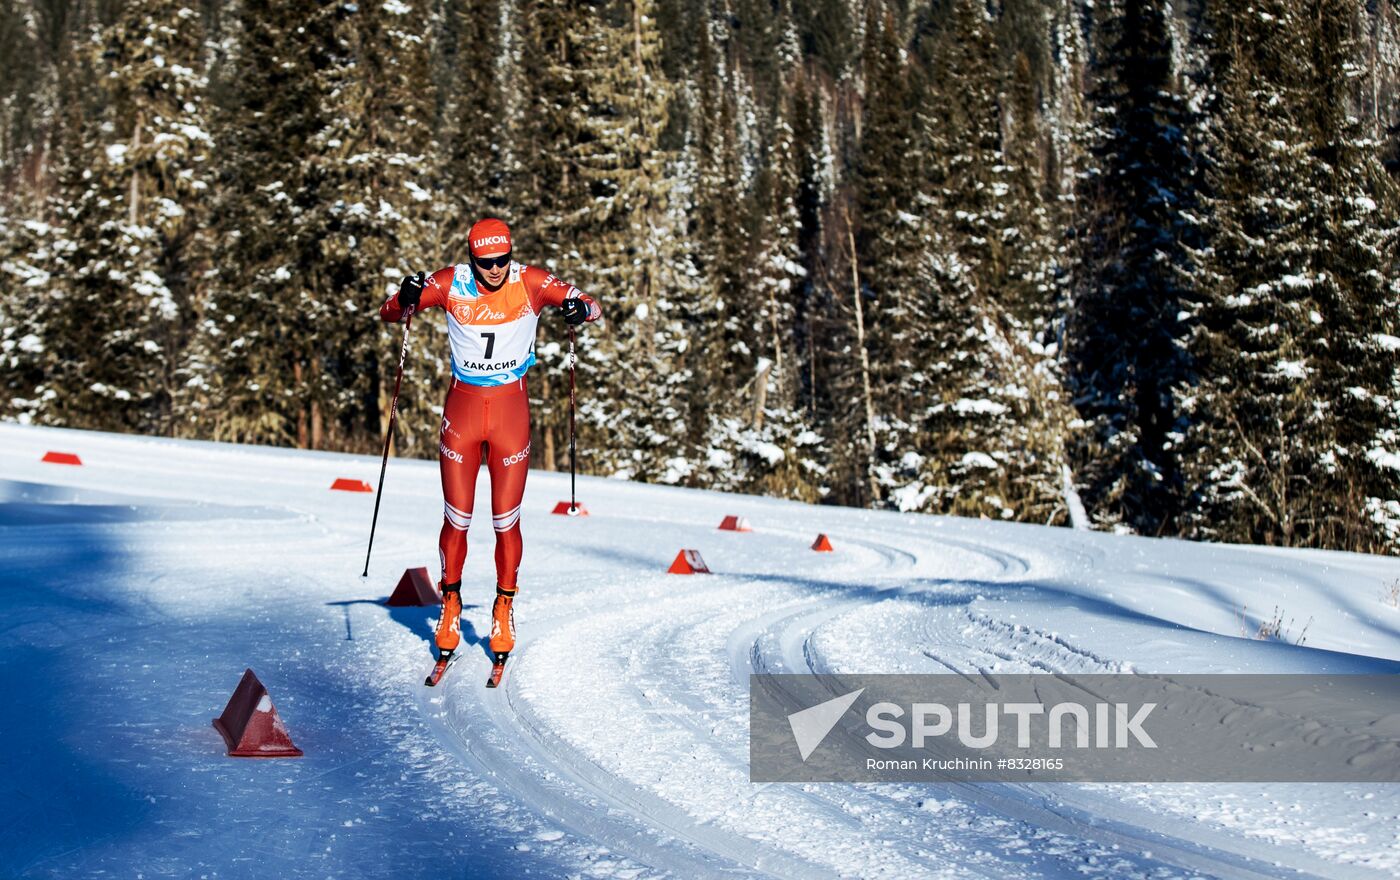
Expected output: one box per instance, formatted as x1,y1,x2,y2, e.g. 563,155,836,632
380,218,601,687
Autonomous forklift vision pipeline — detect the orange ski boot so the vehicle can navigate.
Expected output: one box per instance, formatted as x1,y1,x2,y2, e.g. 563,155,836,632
486,586,516,688
435,581,463,654
425,581,464,686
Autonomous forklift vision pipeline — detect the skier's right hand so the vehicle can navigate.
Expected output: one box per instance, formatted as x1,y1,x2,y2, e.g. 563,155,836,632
398,272,426,311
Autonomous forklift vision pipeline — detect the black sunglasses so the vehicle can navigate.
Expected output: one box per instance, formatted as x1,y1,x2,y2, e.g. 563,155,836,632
474,252,511,271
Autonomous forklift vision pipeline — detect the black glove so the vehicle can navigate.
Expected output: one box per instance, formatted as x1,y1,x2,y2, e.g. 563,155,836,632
398,272,426,310
561,297,590,326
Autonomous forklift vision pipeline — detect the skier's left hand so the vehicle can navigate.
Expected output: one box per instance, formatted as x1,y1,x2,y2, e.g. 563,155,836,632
560,298,590,326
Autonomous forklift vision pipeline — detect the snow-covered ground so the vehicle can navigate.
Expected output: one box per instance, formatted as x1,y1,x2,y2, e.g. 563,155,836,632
1,423,1398,879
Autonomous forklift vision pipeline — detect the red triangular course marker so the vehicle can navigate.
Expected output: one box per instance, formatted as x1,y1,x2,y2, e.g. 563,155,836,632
212,669,304,758
42,451,82,465
812,533,835,552
668,549,711,574
385,567,440,606
718,515,752,532
552,501,589,516
331,478,373,493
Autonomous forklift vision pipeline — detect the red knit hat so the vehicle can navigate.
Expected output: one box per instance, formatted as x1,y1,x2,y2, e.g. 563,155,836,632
468,218,512,258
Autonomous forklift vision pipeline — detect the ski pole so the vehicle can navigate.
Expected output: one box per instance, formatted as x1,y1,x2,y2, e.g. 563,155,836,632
567,325,579,516
363,306,415,576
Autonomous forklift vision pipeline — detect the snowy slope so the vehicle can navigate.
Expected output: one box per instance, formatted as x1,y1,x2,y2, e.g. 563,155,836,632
1,423,1398,879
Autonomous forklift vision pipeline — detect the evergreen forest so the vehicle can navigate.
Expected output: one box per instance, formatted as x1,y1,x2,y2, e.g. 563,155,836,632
2,0,1398,554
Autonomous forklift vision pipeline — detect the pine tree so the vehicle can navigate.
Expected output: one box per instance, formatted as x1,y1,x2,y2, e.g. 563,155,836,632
788,75,827,420
550,0,697,486
849,3,929,508
790,0,854,80
439,0,505,244
0,210,55,421
204,0,331,446
683,11,768,487
0,12,96,426
30,0,211,435
684,3,825,499
989,0,1080,524
308,0,441,453
1066,0,1202,535
0,0,41,205
894,0,1055,520
510,0,591,266
1184,0,1400,551
732,82,826,502
205,0,439,453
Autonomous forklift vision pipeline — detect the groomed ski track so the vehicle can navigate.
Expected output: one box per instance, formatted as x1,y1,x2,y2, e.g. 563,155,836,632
2,423,1398,879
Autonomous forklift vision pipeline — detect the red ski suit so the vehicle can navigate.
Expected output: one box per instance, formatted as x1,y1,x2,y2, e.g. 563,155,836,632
380,262,600,590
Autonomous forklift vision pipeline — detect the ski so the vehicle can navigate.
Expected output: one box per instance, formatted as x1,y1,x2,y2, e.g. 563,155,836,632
424,651,460,687
485,652,509,688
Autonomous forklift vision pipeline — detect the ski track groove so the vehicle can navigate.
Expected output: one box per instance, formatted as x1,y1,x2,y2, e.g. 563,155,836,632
788,593,1327,880
429,515,1379,880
